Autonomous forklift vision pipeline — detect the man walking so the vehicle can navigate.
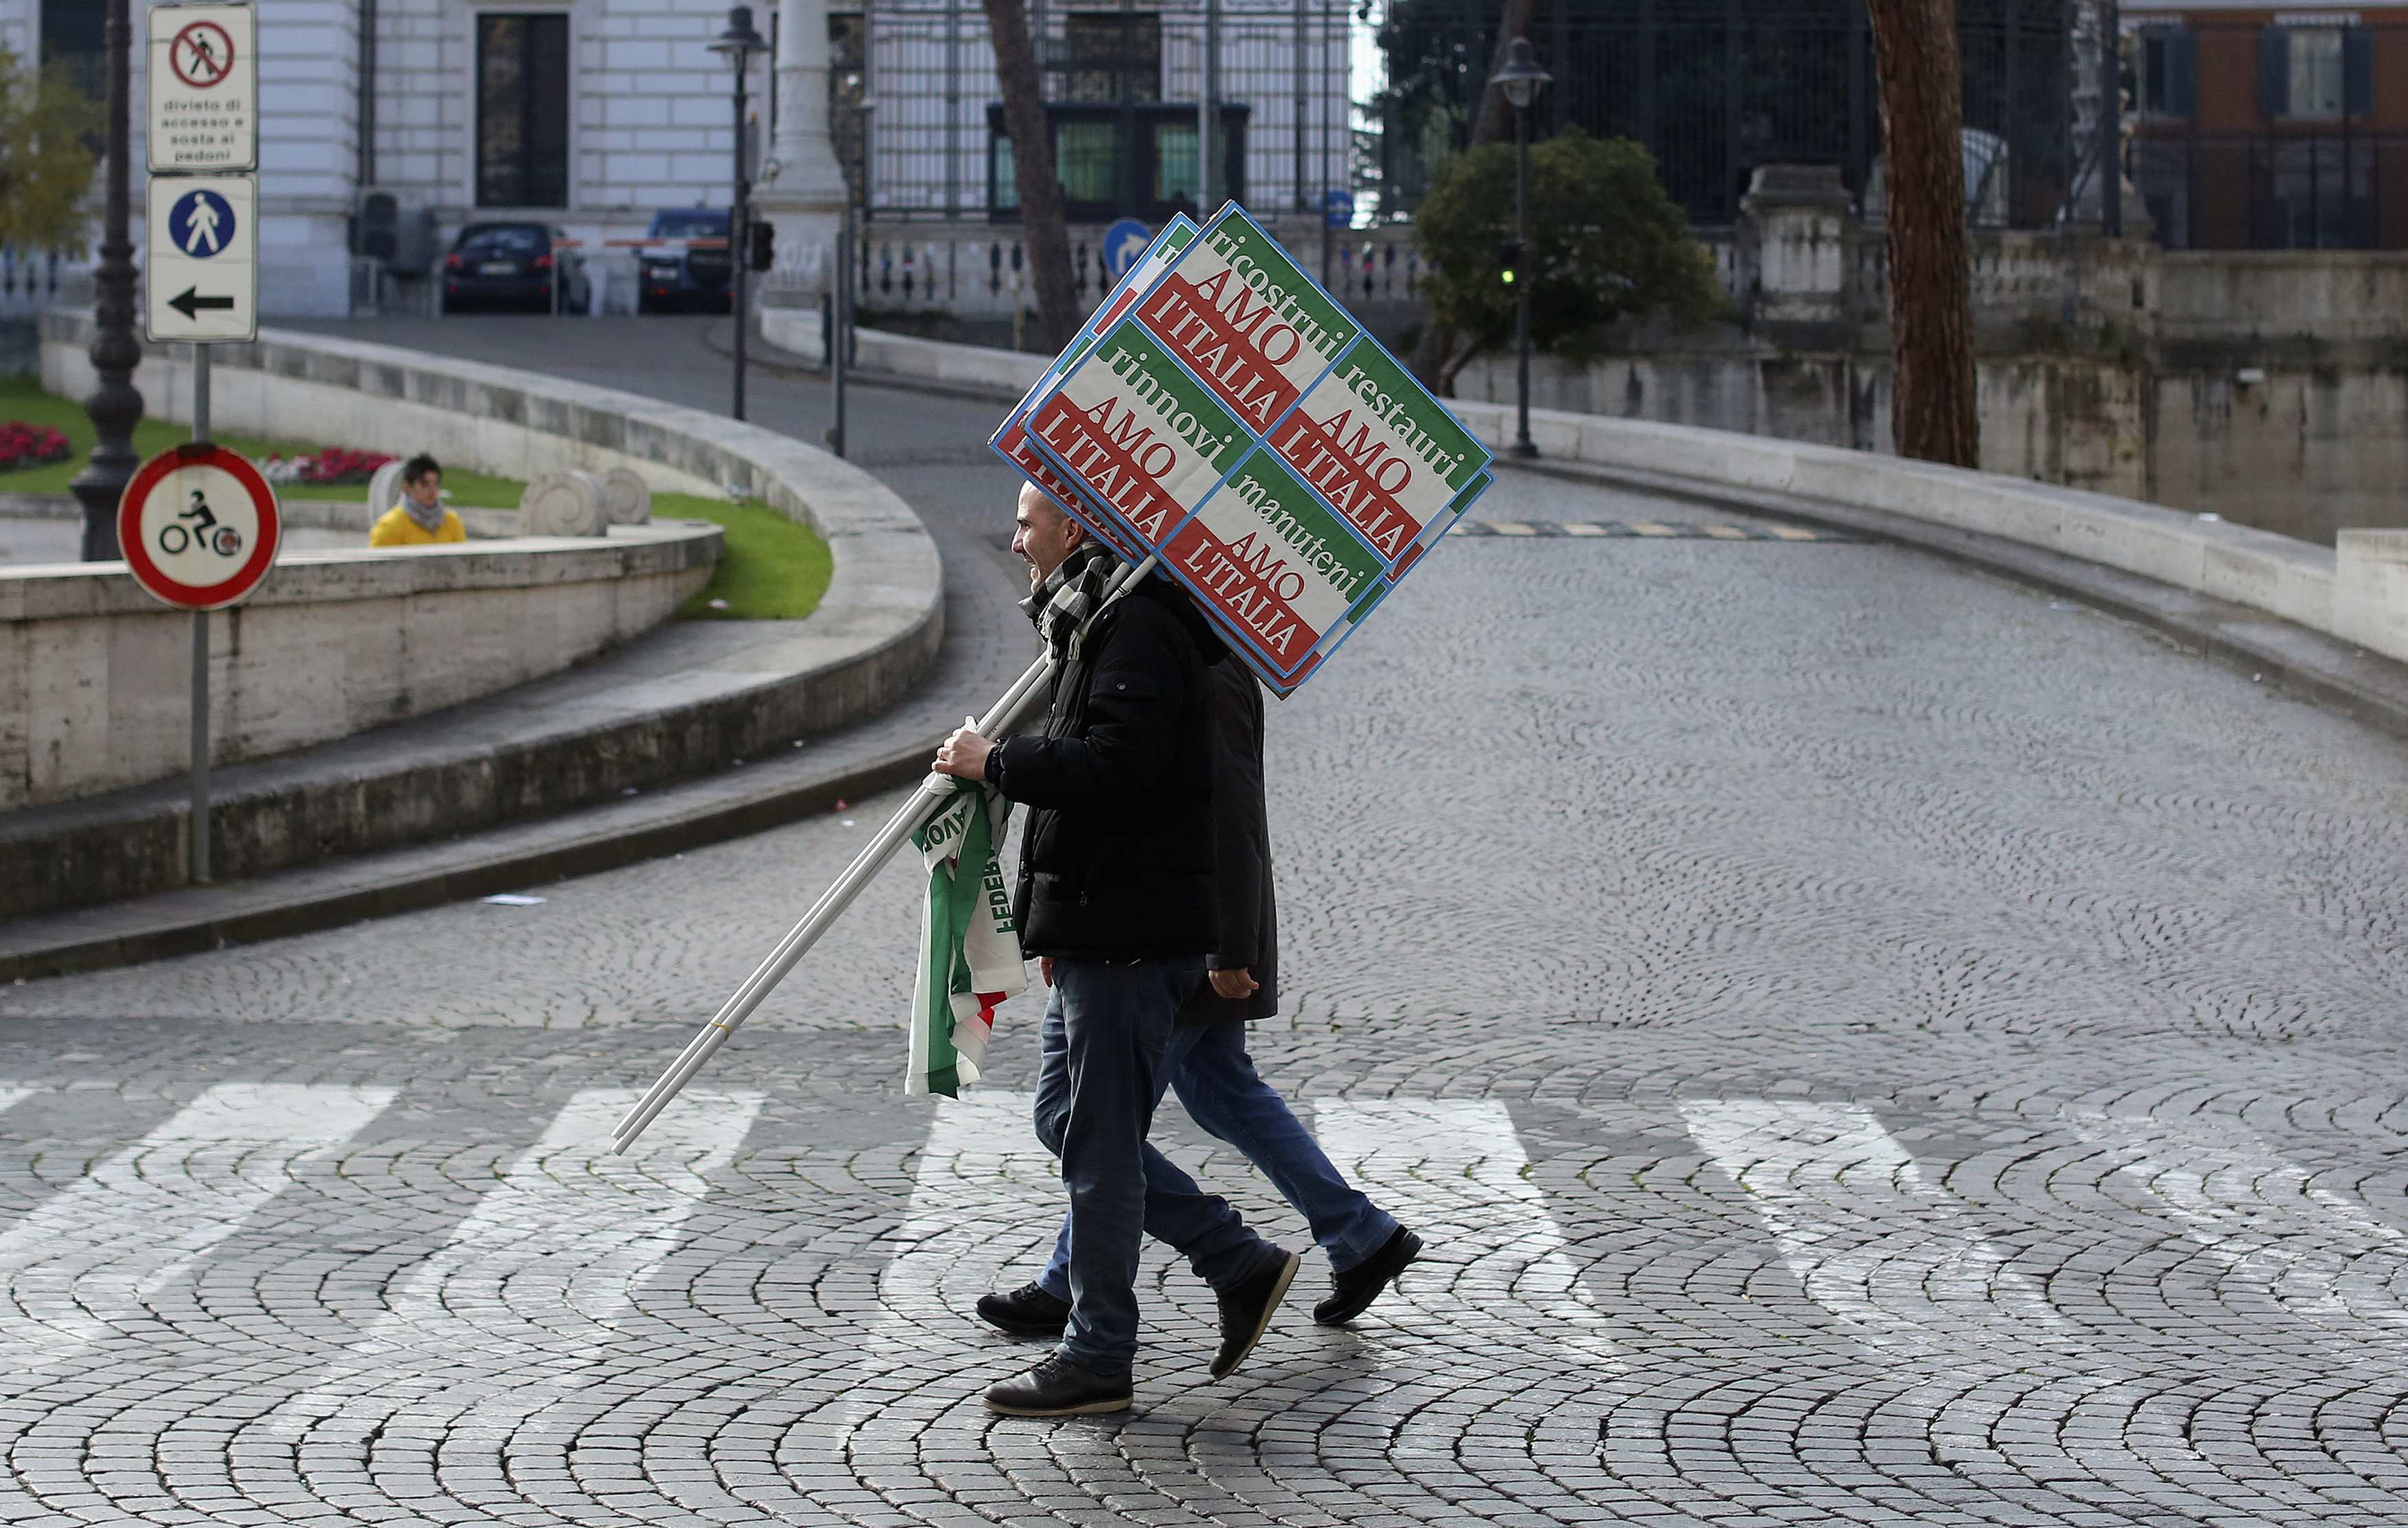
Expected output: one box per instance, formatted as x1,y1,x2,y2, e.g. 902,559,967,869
934,486,1298,1417
976,652,1421,1344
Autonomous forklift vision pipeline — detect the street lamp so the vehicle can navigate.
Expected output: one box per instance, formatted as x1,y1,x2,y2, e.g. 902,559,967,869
709,6,771,422
1489,36,1550,460
69,0,142,558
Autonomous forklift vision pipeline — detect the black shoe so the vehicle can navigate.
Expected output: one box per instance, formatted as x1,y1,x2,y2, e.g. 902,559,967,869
983,1353,1132,1417
1314,1227,1421,1326
976,1282,1071,1339
1210,1247,1300,1379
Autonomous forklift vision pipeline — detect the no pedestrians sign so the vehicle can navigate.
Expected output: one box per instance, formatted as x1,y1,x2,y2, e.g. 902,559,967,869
148,2,257,173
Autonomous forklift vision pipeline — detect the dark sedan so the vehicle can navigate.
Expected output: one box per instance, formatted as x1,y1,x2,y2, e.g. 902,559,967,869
636,208,732,314
440,223,590,314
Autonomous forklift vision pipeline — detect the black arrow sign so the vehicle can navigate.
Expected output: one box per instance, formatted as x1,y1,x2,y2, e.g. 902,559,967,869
168,287,236,321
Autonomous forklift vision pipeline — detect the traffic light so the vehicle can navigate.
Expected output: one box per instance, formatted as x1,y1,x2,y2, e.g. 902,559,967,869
1498,239,1523,286
747,219,776,272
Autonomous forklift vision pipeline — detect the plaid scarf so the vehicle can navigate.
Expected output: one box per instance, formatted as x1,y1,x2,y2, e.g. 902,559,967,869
399,491,446,535
1020,543,1121,663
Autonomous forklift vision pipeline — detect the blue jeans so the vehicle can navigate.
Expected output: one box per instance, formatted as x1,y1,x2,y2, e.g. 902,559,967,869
1031,959,1284,1379
1038,1020,1400,1302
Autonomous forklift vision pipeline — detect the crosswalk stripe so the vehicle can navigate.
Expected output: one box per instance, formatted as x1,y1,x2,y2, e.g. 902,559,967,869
1765,524,1820,540
0,1083,396,1366
1560,521,1611,535
1628,521,1677,536
1313,1098,1614,1344
264,1087,761,1441
1700,524,1749,539
2070,1115,2408,1333
1484,520,1539,536
1681,1099,2065,1338
872,1090,1058,1353
1310,1099,1617,1488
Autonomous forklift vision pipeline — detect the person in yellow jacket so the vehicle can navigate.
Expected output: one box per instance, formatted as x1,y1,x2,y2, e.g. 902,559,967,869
368,455,466,546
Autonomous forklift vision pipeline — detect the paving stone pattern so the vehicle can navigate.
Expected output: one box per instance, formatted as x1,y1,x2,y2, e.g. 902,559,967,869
6,325,2408,1524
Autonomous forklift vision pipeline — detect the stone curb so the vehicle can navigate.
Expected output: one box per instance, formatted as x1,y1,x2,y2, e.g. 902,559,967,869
701,318,1037,407
0,727,938,984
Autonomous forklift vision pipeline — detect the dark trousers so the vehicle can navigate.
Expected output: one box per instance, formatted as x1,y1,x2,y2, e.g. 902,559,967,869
1038,1021,1399,1293
1031,958,1279,1377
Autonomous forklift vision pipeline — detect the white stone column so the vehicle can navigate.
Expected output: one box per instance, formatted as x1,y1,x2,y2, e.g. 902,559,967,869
755,0,850,360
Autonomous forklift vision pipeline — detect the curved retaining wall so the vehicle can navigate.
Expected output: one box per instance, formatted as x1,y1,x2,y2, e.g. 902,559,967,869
27,311,943,852
1,524,718,813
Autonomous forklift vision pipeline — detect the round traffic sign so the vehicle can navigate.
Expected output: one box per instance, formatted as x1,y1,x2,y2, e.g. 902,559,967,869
168,187,237,259
170,20,236,88
1102,218,1152,281
117,444,281,610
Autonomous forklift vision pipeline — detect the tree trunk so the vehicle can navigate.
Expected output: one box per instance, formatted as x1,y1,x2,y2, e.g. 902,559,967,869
1410,0,1540,392
1863,0,1979,467
982,0,1081,350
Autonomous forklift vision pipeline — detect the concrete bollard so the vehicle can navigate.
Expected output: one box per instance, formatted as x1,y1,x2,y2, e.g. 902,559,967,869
599,465,652,526
519,471,606,537
366,460,403,531
2334,529,2408,667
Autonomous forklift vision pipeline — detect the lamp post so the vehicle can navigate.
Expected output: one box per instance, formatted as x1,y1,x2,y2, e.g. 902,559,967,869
710,6,771,422
1490,36,1550,460
69,0,142,559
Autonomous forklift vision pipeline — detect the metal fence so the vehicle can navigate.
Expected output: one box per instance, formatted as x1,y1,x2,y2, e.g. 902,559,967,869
1377,0,2080,228
2123,18,2402,249
845,0,1356,225
2129,131,2408,250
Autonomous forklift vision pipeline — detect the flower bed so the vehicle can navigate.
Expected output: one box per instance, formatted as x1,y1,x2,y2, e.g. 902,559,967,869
0,422,73,474
261,448,395,486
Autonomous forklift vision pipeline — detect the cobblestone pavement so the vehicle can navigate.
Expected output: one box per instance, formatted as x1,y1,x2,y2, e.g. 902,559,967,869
8,328,2408,1525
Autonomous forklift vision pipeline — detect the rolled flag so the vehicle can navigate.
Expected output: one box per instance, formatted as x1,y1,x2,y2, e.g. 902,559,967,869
907,774,1026,1097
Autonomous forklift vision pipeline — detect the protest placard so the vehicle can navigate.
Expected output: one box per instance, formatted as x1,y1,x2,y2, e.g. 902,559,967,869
985,203,1492,693
988,217,1198,558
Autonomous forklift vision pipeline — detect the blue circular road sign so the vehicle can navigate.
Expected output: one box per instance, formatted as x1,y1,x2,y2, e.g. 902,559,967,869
1324,189,1356,228
1102,218,1152,281
168,188,238,259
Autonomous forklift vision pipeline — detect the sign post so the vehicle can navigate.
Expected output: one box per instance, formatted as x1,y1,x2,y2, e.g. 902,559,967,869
144,0,259,881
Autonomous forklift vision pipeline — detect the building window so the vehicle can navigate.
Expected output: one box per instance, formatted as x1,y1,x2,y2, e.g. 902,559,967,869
39,0,105,103
476,13,570,208
1060,13,1161,105
987,104,1245,222
2260,25,2373,122
2138,28,2195,119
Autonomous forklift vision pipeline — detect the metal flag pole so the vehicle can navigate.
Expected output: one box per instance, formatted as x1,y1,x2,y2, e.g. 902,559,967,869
613,555,1161,1152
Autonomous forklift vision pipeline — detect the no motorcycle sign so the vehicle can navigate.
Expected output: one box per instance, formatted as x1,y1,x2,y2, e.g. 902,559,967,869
998,205,1492,693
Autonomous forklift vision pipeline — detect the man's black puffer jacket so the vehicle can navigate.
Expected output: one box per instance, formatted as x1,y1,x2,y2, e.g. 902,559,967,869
991,577,1227,959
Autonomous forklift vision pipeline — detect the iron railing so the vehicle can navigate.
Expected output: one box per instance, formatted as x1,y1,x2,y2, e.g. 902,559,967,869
2129,130,2407,250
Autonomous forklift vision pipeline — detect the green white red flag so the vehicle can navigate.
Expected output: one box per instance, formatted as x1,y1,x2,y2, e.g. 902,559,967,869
907,778,1024,1097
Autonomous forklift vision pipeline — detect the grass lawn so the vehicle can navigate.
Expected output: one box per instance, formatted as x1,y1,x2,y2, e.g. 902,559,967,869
5,377,830,621
0,376,526,506
663,494,832,621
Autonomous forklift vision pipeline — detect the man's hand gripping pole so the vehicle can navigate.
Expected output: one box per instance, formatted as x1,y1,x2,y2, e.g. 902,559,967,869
611,555,1157,1152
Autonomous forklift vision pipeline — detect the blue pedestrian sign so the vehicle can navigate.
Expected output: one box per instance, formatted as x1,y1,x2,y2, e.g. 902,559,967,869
1324,189,1355,228
1101,218,1152,281
168,187,237,259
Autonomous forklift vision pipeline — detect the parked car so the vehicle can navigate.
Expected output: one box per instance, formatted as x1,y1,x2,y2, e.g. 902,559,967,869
636,208,732,314
440,222,589,314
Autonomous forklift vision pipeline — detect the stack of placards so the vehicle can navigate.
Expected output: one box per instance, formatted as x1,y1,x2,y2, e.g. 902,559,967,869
989,204,1493,697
